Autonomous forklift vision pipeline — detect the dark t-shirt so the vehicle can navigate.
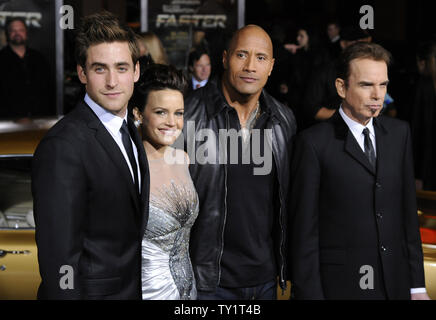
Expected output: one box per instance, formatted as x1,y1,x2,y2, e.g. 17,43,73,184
219,103,278,288
0,45,53,118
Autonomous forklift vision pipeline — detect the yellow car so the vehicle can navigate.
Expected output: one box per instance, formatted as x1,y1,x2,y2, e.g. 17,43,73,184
0,119,57,299
417,190,436,299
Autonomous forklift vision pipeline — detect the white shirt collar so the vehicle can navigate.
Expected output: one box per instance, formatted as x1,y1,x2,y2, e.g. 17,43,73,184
85,94,128,136
339,106,375,138
192,77,208,89
331,35,340,43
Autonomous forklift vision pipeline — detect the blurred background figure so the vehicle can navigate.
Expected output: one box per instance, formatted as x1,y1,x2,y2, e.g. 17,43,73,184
326,20,342,58
300,26,373,130
411,41,436,190
187,47,212,95
0,17,53,120
280,25,329,126
136,31,169,64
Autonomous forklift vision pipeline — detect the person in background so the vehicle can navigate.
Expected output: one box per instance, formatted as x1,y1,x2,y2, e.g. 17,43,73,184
301,26,372,130
411,41,436,190
136,31,168,65
0,17,53,119
186,47,212,95
326,20,342,58
281,26,329,127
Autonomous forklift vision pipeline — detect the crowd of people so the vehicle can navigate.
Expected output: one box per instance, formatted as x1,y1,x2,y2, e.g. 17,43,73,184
0,10,434,300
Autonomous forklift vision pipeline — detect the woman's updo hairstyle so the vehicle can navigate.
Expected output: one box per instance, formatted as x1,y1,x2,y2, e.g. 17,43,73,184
130,57,187,113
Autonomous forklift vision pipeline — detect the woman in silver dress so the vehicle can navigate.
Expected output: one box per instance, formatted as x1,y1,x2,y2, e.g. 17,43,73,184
130,63,198,300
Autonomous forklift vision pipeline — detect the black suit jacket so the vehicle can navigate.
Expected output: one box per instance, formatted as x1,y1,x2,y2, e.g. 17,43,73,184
31,101,149,299
290,112,425,299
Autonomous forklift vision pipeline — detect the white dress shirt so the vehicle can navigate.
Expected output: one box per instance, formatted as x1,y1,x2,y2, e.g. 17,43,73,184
85,94,141,192
192,78,208,90
339,106,426,295
339,107,376,156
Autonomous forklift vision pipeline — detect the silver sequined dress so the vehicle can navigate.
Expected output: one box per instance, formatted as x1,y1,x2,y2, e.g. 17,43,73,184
141,150,199,300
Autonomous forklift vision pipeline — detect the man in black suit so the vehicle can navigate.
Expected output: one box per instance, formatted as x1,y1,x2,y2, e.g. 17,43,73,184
186,47,212,97
31,12,149,299
291,42,429,300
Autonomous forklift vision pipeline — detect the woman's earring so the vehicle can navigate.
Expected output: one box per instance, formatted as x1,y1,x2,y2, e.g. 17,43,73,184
134,119,142,128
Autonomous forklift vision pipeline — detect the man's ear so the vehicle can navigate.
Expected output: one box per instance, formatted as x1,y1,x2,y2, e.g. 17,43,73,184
134,61,140,82
335,78,346,99
268,58,275,76
77,65,87,84
222,50,228,70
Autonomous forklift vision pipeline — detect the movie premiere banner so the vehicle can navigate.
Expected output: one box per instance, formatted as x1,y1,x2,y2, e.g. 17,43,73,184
147,0,239,69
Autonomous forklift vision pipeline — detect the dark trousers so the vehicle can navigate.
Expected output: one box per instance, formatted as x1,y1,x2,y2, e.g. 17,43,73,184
197,280,277,300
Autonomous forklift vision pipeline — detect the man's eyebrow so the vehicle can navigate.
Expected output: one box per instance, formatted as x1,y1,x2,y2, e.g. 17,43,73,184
256,52,268,57
89,62,130,68
235,49,270,57
358,80,390,85
115,62,130,67
235,49,249,54
90,62,107,68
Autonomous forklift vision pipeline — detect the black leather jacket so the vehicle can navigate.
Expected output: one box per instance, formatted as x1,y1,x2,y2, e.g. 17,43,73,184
183,81,297,292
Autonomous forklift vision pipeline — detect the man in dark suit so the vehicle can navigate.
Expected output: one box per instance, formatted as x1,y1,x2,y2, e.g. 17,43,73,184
186,47,212,97
31,12,149,299
291,42,429,300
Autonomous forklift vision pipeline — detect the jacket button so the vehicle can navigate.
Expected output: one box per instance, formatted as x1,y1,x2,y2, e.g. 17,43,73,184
376,212,383,219
375,182,381,189
381,245,387,252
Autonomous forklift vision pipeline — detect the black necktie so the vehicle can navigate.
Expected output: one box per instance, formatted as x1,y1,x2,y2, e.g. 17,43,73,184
363,128,376,168
120,120,139,191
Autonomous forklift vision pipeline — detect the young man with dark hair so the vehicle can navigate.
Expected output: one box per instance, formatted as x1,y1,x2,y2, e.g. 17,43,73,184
32,12,149,299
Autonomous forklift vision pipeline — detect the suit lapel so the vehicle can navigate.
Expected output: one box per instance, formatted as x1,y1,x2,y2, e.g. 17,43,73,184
82,102,141,213
127,118,150,233
373,117,388,180
344,131,376,176
332,112,376,176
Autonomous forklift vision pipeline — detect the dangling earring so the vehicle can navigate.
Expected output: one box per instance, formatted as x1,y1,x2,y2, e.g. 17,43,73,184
134,119,142,128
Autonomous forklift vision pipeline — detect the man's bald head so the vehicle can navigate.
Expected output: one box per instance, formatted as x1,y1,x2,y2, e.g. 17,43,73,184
222,24,275,98
227,25,274,58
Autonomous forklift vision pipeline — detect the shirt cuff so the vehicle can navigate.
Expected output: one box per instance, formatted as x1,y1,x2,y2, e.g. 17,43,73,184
410,288,427,294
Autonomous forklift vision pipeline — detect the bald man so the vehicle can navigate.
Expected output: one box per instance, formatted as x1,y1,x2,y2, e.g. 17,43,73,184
183,25,297,300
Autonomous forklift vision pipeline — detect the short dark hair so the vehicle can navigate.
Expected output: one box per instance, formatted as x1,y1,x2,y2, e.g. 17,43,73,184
129,63,187,113
188,47,210,68
337,42,392,85
5,17,27,42
75,11,140,69
327,20,340,28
